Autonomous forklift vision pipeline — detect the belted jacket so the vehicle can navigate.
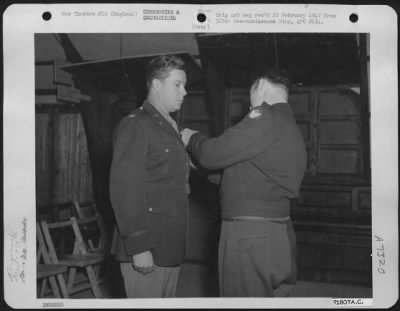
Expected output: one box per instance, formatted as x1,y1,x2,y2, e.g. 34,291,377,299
187,102,307,219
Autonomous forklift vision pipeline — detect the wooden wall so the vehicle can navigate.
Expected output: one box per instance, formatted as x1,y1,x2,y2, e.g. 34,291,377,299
36,107,94,218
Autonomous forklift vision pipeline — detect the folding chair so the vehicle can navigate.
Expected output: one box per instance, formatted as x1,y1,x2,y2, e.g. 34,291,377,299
72,201,107,253
72,201,99,219
53,201,76,221
40,217,105,298
37,223,69,298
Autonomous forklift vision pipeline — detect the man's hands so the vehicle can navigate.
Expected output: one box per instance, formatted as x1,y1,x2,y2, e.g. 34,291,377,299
132,251,154,274
180,128,198,146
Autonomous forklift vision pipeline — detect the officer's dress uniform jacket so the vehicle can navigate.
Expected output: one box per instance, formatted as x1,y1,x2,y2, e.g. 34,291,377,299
110,101,191,267
187,102,307,218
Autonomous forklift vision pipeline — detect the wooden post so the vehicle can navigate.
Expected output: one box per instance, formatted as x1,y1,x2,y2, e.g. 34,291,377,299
359,34,370,180
48,107,58,221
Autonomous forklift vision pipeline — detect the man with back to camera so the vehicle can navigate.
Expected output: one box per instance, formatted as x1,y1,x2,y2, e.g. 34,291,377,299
181,69,307,297
109,55,191,298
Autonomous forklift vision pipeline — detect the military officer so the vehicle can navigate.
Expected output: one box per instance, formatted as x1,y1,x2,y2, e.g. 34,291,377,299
110,55,191,298
181,69,307,297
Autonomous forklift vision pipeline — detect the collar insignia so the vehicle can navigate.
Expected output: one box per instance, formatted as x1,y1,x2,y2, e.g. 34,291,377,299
249,109,262,119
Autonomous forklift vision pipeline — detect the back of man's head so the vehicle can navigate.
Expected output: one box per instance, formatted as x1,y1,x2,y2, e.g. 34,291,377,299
145,55,186,89
252,68,291,92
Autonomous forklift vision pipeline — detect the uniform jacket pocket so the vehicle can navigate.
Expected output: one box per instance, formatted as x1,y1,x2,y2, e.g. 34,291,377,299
147,143,178,175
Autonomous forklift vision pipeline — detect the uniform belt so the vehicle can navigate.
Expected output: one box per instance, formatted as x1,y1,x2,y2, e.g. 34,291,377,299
223,216,290,223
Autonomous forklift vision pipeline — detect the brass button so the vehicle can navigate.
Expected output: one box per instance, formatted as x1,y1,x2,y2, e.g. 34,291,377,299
165,148,169,152
149,207,153,212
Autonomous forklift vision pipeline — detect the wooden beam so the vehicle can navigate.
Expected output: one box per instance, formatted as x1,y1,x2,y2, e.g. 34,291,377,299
56,34,83,63
36,95,57,105
48,107,58,221
359,34,371,180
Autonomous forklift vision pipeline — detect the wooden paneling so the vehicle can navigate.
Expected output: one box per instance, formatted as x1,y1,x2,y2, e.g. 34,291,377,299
354,187,372,210
318,148,360,174
36,113,51,205
301,190,352,209
319,90,360,115
290,89,315,175
319,120,360,144
296,121,311,142
296,239,372,286
290,91,313,116
36,110,94,209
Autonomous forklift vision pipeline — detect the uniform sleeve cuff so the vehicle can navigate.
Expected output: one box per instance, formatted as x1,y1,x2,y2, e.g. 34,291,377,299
187,132,203,152
123,231,156,256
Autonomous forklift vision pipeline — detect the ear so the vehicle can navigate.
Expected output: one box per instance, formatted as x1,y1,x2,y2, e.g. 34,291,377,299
152,78,162,91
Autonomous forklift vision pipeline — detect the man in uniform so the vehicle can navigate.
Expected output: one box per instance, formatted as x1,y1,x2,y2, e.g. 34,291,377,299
109,55,191,298
181,69,307,297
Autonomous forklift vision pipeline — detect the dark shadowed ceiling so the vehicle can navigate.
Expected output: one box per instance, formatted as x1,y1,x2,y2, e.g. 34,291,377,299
36,33,363,94
197,33,361,87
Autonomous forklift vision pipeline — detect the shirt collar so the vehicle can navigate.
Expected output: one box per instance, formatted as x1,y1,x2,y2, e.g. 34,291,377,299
142,100,181,137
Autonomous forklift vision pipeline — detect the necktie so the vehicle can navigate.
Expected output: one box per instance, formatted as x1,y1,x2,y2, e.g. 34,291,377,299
167,117,179,134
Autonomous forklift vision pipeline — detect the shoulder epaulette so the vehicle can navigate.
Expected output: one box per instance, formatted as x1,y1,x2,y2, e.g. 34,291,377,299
127,106,145,119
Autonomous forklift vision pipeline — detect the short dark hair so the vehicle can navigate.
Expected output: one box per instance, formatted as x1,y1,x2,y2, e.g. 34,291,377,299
252,67,291,91
145,55,186,89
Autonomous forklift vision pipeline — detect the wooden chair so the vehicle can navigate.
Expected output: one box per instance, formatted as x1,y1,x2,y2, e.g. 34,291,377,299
53,201,76,221
72,201,99,219
40,217,105,298
72,201,107,253
37,223,69,298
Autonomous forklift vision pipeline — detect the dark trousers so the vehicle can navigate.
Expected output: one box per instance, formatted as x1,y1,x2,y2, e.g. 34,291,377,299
218,218,297,297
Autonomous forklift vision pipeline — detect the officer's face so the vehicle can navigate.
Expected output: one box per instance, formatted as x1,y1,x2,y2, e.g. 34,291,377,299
158,69,187,113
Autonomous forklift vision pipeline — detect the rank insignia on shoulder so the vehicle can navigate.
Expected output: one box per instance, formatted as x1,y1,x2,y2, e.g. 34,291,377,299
249,108,262,119
128,114,136,118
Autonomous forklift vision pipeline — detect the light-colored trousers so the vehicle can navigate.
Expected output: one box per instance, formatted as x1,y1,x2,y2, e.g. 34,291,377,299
218,218,297,297
120,263,180,298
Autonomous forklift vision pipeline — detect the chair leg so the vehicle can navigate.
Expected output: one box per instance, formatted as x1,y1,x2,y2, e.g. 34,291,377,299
48,275,62,298
39,279,47,297
86,265,103,298
67,267,77,293
93,260,102,277
39,278,61,298
56,274,69,298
